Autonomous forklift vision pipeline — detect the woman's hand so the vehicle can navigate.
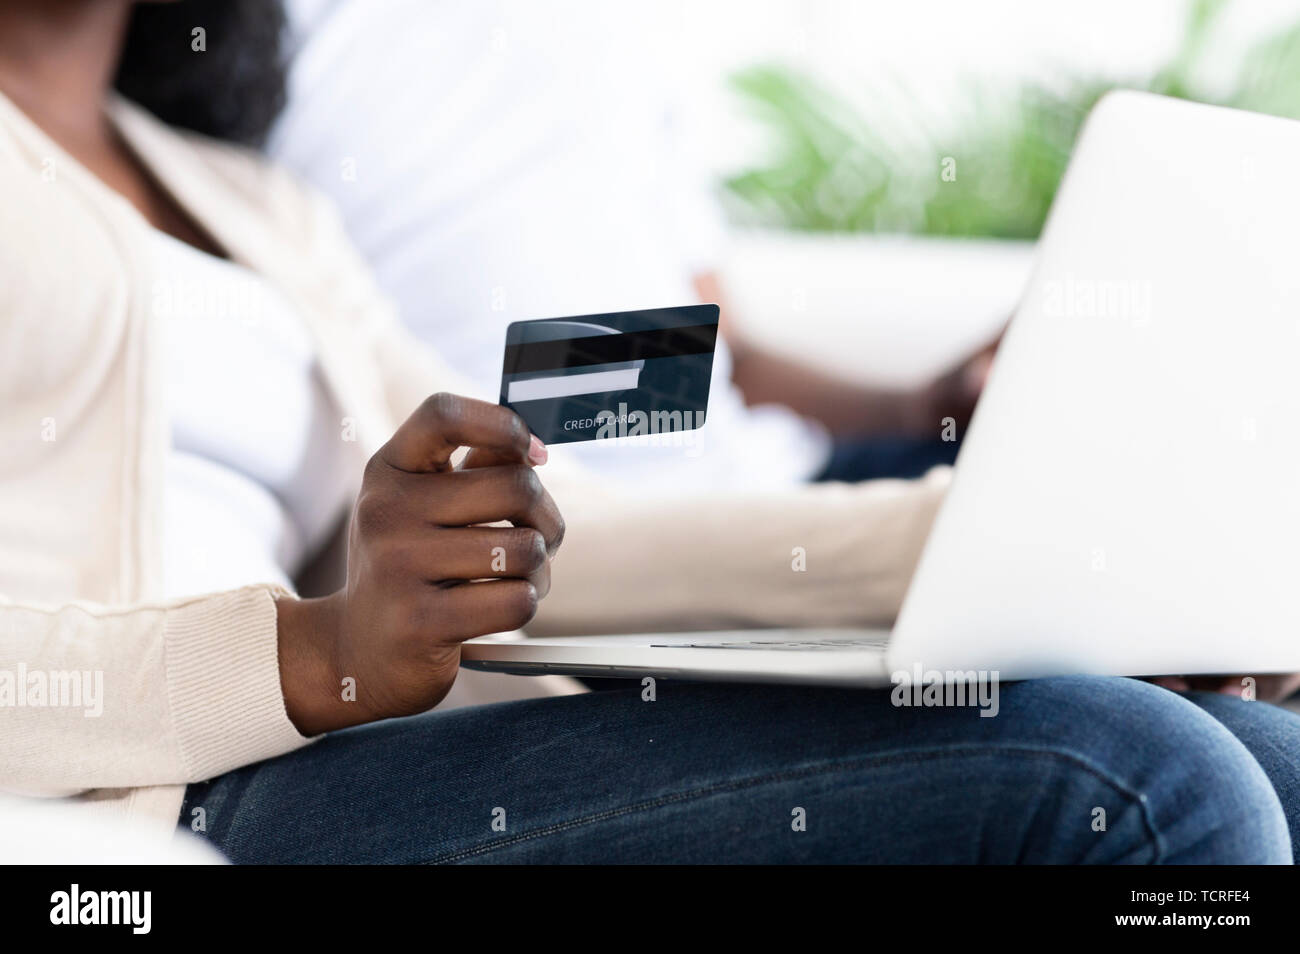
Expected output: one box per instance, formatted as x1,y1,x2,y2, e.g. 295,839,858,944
276,393,562,735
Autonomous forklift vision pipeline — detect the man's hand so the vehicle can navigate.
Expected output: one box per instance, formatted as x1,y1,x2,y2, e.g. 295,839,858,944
1149,673,1300,704
276,393,562,735
911,335,1000,437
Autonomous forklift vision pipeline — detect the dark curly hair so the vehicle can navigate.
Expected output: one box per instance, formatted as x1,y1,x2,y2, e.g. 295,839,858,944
114,0,288,148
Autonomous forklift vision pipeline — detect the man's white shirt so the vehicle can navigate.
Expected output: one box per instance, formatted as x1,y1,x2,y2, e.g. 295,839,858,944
270,0,829,494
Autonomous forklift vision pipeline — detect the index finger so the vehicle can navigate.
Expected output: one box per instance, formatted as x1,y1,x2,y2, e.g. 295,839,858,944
381,393,534,474
463,439,548,470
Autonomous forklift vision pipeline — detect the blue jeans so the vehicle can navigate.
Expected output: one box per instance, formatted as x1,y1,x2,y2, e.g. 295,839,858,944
1181,690,1300,857
181,676,1291,864
816,435,963,483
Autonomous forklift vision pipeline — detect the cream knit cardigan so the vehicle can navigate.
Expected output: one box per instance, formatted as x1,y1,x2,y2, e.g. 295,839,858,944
0,92,949,842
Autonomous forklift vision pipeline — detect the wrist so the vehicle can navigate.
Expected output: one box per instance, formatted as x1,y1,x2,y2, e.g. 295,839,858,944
902,383,942,437
276,592,352,736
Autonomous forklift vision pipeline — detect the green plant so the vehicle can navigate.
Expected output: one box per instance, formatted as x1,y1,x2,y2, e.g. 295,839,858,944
722,0,1300,238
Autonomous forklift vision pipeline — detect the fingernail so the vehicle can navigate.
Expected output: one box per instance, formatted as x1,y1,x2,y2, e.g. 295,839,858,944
528,435,548,465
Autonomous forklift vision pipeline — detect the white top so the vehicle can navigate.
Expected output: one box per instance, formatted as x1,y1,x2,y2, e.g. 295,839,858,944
270,0,830,494
150,231,354,598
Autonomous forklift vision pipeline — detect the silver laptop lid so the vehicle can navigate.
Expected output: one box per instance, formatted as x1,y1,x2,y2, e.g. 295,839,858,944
889,91,1300,679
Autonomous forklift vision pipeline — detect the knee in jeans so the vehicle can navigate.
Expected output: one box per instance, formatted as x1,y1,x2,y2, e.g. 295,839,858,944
1002,676,1289,863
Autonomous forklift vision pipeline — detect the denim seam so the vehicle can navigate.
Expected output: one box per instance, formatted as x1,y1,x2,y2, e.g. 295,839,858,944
420,742,1160,864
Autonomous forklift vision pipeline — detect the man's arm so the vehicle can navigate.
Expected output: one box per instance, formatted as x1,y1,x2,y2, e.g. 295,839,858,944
694,272,994,439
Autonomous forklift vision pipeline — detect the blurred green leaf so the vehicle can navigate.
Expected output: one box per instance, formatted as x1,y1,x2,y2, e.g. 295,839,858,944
722,0,1300,238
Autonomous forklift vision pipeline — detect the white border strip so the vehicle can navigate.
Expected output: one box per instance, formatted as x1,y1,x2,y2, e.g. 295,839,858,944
507,367,642,402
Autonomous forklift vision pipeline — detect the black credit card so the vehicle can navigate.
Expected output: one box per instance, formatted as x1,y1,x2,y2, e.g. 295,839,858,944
499,304,719,445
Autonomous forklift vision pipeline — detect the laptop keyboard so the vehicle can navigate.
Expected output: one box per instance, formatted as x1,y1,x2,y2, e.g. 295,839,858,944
649,635,891,652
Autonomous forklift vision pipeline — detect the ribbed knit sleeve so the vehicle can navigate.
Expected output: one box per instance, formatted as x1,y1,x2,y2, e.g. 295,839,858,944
0,584,312,796
532,467,951,636
164,587,315,782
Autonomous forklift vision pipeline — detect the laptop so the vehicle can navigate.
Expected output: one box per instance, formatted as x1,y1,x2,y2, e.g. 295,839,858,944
462,91,1300,687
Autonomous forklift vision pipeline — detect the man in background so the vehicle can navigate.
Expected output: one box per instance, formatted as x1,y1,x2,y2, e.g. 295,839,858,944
270,0,988,492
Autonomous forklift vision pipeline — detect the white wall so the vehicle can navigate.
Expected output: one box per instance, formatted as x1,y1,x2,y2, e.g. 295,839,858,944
643,0,1300,177
614,0,1300,381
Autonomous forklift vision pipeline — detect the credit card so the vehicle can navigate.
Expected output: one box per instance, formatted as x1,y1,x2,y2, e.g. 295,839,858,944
499,304,719,445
